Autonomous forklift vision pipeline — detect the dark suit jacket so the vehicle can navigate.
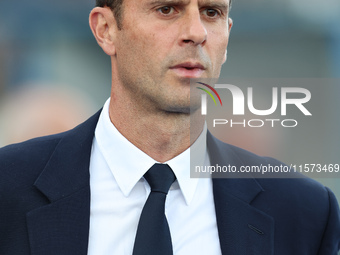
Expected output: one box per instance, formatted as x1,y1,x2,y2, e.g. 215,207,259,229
1,110,340,255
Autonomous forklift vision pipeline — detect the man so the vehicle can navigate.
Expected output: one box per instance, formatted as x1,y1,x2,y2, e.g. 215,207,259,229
0,0,339,254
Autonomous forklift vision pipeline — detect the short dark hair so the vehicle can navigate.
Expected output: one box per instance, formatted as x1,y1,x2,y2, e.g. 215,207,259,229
96,0,232,29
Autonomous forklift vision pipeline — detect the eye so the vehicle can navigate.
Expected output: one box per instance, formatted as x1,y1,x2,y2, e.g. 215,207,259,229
203,8,220,18
157,6,175,15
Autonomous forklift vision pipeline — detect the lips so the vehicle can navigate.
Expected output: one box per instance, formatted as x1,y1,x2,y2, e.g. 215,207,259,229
170,62,206,78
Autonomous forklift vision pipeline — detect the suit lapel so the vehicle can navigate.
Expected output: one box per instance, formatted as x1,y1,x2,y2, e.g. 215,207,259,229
26,110,101,255
208,132,274,255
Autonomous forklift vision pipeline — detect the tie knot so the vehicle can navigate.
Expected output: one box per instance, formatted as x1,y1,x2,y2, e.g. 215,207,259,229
144,164,176,194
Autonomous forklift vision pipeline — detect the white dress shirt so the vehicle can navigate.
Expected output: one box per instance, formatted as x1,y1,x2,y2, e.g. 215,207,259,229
87,98,221,255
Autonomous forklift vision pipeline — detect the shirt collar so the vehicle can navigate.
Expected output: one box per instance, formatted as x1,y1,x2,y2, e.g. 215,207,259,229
94,98,207,205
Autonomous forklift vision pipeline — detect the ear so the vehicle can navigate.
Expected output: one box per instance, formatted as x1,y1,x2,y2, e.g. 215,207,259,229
228,17,233,33
89,7,118,56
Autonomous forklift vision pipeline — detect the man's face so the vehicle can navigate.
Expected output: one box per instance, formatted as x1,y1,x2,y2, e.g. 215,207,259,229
113,0,232,113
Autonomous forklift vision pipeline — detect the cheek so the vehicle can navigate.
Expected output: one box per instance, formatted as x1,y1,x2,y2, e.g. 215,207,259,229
211,35,229,63
219,31,229,61
207,30,229,75
118,33,150,69
210,26,229,49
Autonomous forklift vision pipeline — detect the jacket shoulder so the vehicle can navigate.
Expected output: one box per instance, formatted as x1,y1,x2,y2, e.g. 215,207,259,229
210,134,340,253
0,133,65,188
208,133,336,213
0,109,101,187
215,136,329,195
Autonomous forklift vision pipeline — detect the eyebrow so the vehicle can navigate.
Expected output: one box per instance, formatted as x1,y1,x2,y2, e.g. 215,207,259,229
146,0,230,16
200,0,230,13
148,0,190,6
147,0,229,9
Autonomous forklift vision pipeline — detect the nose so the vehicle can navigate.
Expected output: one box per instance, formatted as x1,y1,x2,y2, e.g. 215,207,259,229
180,10,207,46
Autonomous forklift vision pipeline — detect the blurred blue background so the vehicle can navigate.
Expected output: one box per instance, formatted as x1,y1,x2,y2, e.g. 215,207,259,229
0,0,339,206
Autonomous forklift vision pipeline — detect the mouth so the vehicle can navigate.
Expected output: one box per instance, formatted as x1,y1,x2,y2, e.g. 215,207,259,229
170,62,206,78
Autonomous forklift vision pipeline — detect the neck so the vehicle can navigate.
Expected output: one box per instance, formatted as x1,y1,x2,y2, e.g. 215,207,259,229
108,91,204,163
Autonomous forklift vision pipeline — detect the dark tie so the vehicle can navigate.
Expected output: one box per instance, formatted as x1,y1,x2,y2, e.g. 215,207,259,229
132,163,176,255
